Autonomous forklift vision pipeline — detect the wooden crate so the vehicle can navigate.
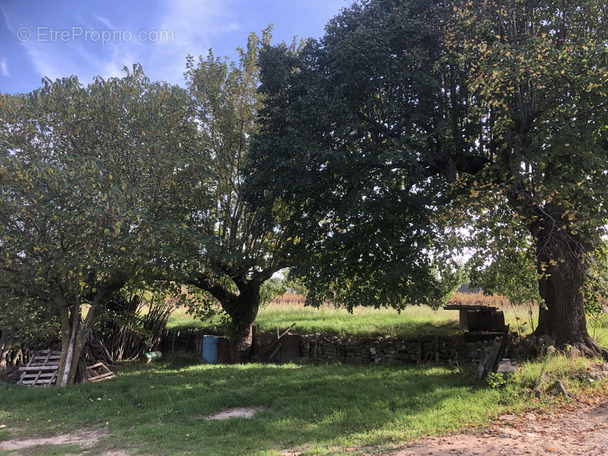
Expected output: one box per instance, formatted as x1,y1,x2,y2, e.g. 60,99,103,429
86,362,115,383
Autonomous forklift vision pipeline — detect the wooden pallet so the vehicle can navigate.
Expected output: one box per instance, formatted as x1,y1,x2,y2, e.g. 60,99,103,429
18,350,61,387
86,362,115,383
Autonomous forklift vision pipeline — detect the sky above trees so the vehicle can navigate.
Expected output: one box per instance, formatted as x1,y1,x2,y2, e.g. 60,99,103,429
0,0,348,95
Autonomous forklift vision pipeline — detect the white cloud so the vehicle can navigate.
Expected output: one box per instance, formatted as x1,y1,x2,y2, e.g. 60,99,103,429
0,58,9,77
159,0,239,46
12,0,242,90
91,13,114,30
0,4,14,33
146,0,241,85
20,43,64,82
17,16,147,86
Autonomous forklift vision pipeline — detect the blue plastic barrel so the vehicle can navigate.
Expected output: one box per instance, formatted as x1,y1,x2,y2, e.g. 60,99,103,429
202,336,219,364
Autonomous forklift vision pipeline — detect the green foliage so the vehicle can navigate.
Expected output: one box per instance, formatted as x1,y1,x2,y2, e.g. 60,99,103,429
280,272,309,296
445,0,608,344
449,0,608,241
583,244,608,315
450,190,541,306
182,28,286,283
249,0,608,348
486,372,507,389
259,277,288,307
0,292,59,346
0,66,203,367
249,0,464,311
176,29,294,356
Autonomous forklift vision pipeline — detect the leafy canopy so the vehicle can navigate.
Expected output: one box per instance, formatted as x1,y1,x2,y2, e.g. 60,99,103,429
0,66,202,333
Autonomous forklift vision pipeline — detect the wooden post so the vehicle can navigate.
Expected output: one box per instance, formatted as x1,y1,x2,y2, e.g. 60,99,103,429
250,324,259,361
475,337,503,380
0,330,8,371
459,309,469,330
171,330,177,355
434,336,440,362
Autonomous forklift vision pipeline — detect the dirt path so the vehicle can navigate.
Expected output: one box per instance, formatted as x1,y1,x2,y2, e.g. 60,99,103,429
394,399,608,456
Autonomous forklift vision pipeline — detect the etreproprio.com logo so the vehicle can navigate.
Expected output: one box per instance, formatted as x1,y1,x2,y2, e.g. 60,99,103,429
17,26,175,45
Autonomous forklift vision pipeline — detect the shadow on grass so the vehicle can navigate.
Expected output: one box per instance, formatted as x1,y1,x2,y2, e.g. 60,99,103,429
0,360,497,456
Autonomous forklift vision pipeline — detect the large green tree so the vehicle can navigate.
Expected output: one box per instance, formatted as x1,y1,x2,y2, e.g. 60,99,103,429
0,67,201,384
447,0,608,355
249,0,472,310
181,31,290,362
249,0,608,355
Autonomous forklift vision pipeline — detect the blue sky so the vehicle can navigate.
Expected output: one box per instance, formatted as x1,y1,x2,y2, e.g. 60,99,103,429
1,0,350,94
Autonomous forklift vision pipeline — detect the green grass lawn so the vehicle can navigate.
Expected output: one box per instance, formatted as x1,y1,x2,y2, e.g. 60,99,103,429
4,298,608,455
166,296,608,348
166,291,549,340
168,303,464,338
1,355,606,456
256,305,463,338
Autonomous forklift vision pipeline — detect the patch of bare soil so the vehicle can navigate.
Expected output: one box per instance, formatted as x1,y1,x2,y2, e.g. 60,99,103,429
394,399,608,456
201,406,265,420
0,429,129,455
0,407,263,455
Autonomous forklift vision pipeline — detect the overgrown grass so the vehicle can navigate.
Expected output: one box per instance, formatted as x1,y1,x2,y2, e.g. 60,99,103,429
167,292,541,339
256,305,460,338
167,304,462,338
166,309,206,331
166,303,464,337
588,312,608,348
1,355,606,456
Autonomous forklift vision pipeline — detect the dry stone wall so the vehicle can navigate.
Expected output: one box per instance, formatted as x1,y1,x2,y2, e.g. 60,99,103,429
163,329,507,366
299,334,501,366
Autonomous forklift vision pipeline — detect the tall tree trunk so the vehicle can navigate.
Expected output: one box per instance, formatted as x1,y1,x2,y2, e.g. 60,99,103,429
60,299,81,386
224,283,261,363
188,271,277,363
0,330,8,371
57,299,72,384
534,229,607,357
57,285,123,386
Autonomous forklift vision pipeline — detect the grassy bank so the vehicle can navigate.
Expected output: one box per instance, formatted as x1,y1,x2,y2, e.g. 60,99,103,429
1,355,607,456
166,302,462,338
167,292,541,339
168,292,608,347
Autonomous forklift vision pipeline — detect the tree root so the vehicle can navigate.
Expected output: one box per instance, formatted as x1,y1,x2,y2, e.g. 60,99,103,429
563,335,608,361
531,332,608,361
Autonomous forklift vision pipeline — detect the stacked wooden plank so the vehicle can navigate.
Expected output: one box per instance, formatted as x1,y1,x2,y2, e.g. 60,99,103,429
17,350,61,387
475,326,514,379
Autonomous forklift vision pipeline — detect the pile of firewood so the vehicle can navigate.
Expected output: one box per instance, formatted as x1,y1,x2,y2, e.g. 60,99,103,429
97,294,173,362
